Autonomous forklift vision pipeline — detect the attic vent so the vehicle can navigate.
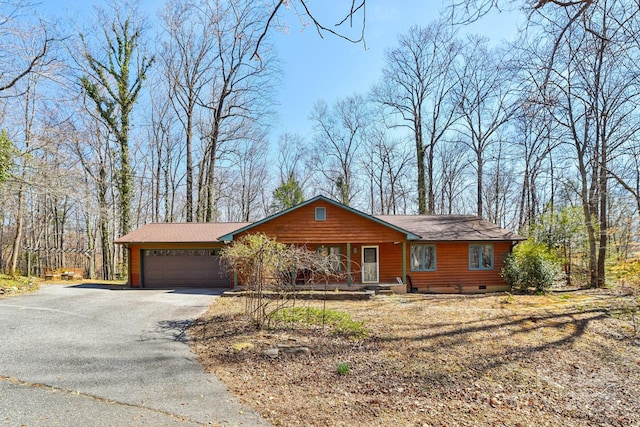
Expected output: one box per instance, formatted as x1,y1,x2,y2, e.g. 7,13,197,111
315,207,326,221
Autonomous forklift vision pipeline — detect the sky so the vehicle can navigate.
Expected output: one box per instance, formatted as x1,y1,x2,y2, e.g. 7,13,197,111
39,0,523,141
268,1,522,137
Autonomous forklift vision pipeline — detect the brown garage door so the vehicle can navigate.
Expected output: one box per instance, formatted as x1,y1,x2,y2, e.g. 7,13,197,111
142,249,230,288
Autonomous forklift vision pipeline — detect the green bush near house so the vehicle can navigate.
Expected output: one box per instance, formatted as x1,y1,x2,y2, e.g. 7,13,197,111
502,241,563,294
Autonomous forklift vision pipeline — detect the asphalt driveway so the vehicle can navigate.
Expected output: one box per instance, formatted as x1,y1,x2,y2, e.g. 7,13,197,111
0,284,269,426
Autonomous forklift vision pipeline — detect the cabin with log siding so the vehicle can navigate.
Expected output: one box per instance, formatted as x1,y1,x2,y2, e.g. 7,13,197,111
116,195,525,293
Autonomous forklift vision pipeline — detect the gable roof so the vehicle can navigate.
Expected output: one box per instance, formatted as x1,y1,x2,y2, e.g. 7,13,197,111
377,215,525,241
114,222,251,244
217,195,422,241
115,198,524,245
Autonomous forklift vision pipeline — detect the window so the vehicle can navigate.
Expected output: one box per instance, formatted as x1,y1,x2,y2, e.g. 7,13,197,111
469,244,494,270
315,206,326,221
410,245,436,271
317,246,342,272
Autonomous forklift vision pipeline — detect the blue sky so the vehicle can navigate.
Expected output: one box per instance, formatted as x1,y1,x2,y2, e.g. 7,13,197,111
269,1,522,137
39,0,522,140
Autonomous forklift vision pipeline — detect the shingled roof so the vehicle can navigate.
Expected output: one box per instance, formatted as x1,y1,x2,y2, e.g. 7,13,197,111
114,222,251,244
115,209,524,244
377,215,525,241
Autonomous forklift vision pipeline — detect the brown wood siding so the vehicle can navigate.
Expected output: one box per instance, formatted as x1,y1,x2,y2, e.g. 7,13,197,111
407,241,512,293
305,242,404,285
127,243,226,288
378,243,404,283
130,246,140,287
239,201,408,244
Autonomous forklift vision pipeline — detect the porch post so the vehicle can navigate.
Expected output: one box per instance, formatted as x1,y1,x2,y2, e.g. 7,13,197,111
346,242,352,286
233,262,238,289
402,241,407,283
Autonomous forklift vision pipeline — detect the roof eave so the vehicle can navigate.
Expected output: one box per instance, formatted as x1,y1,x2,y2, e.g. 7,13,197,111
218,195,421,241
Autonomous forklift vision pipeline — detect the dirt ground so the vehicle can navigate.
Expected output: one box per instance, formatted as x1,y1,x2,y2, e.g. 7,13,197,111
189,288,640,427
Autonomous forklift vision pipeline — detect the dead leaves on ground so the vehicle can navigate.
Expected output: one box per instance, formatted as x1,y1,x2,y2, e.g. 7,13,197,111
189,290,640,427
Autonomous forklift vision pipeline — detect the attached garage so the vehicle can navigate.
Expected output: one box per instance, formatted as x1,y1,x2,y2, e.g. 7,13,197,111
142,249,227,288
115,222,250,289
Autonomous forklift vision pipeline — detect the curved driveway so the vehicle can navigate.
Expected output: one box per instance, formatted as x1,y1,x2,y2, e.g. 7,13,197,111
0,284,269,426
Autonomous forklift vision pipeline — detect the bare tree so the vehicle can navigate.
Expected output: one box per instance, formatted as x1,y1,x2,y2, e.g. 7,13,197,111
435,140,470,215
373,22,461,214
454,36,517,217
309,94,368,206
226,130,271,222
160,0,218,222
448,0,595,25
360,123,412,215
540,0,640,287
70,112,117,280
7,69,41,274
0,1,53,94
254,0,366,59
147,81,184,223
271,132,308,212
191,0,276,222
275,132,309,189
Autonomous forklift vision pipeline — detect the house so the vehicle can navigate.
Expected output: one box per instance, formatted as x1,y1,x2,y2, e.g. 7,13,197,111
115,195,525,293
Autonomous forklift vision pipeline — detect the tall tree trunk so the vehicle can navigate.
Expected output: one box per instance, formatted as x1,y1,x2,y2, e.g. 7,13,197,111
85,212,96,280
186,112,193,222
577,149,598,288
98,164,112,280
205,130,217,222
427,137,435,214
415,117,426,215
9,184,24,275
154,143,160,222
476,150,484,218
164,149,171,221
597,124,608,288
518,161,530,230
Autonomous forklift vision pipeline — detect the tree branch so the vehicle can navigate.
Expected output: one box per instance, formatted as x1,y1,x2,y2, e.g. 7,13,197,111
0,31,52,92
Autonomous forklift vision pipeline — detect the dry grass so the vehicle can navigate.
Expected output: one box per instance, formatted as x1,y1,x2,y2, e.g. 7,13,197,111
189,289,640,427
0,274,38,298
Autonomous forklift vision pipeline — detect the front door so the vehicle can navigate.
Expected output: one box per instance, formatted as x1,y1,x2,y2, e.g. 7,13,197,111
362,246,379,283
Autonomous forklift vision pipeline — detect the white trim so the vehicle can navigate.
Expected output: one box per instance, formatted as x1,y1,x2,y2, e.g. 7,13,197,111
361,245,379,283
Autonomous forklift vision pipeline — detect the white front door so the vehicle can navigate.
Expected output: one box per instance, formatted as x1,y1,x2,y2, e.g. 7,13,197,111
362,246,379,283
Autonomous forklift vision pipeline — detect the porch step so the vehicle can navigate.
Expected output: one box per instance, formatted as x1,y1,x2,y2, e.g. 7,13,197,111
364,284,394,295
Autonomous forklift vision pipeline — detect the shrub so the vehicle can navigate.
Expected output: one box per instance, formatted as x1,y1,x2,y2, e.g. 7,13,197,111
609,258,640,288
502,241,563,293
336,362,351,375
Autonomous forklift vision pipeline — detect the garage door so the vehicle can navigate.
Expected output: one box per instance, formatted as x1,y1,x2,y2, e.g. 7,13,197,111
142,249,229,288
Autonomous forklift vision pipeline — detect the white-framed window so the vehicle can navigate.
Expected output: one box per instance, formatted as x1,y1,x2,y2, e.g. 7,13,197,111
315,206,326,221
410,244,436,272
469,244,494,270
